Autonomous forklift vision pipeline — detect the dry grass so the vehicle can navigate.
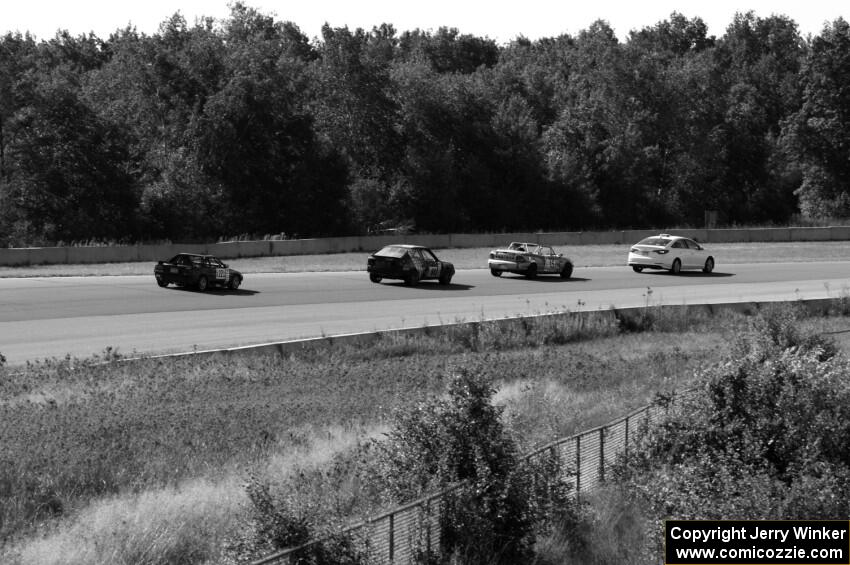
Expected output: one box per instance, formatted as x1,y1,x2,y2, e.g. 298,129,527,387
1,425,394,565
5,478,244,565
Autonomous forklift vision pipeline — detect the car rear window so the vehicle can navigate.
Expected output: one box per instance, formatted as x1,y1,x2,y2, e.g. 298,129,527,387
374,246,408,258
637,237,671,246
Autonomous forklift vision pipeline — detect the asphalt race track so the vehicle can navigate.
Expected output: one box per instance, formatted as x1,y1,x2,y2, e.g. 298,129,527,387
1,262,849,365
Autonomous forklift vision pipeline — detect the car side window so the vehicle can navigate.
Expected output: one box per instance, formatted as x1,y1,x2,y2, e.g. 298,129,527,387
672,240,684,249
686,239,700,250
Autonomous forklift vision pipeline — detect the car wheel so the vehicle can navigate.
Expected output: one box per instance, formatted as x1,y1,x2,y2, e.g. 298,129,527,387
229,276,241,290
703,257,714,274
197,275,208,291
670,259,682,275
525,263,538,279
632,266,644,273
404,270,420,286
560,263,573,279
369,273,382,283
490,269,503,277
439,271,453,285
156,278,169,287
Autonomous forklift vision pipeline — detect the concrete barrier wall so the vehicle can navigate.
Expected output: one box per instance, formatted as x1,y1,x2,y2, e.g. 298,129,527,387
790,227,834,241
706,229,752,243
830,226,850,240
212,240,272,259
577,231,621,245
3,227,849,266
622,230,658,245
749,228,793,242
0,248,29,266
66,245,134,264
403,233,450,249
270,239,317,256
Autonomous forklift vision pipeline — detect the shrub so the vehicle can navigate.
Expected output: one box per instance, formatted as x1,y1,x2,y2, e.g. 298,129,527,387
731,301,838,362
237,474,366,565
244,476,311,552
374,368,573,565
533,487,651,565
613,306,850,558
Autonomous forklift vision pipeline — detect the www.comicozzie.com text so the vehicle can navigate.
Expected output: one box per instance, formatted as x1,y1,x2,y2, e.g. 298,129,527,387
669,524,847,545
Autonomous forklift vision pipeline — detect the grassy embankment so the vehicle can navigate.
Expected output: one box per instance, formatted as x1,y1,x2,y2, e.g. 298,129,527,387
3,301,850,564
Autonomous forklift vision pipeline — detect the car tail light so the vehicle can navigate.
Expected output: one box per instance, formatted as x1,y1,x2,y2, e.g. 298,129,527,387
630,248,638,253
655,249,668,254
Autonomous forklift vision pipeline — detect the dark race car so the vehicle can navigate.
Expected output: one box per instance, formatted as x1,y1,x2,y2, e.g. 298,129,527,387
367,244,455,286
154,253,243,291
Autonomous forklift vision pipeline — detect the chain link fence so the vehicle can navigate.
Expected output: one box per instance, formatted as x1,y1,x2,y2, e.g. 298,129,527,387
252,390,691,565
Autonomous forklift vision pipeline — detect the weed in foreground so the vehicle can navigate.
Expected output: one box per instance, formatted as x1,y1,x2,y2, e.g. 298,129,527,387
2,477,244,565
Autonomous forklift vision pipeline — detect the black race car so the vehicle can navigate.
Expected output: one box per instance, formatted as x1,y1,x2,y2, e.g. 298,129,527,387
154,253,243,291
367,244,455,286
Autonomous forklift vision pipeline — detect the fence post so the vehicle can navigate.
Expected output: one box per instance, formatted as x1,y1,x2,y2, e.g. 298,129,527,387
599,427,605,483
624,417,629,458
575,435,581,501
389,512,394,563
548,446,556,520
425,499,431,556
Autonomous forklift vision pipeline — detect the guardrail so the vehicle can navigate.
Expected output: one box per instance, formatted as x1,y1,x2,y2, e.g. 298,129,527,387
2,226,849,266
251,390,687,564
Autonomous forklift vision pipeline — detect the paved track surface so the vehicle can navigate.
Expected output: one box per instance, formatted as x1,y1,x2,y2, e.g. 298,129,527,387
1,262,848,365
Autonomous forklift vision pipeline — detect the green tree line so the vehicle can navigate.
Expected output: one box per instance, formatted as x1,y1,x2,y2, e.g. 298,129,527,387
1,4,849,245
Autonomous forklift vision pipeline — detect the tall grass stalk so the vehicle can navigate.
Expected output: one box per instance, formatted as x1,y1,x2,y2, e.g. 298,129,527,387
4,478,243,565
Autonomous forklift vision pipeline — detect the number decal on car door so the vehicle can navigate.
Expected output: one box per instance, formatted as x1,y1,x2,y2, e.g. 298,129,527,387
215,268,229,280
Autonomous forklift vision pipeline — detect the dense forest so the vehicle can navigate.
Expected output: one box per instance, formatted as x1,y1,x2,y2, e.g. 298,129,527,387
0,4,849,245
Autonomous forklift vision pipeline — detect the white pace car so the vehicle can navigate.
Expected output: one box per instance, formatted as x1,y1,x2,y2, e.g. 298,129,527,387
627,234,715,274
